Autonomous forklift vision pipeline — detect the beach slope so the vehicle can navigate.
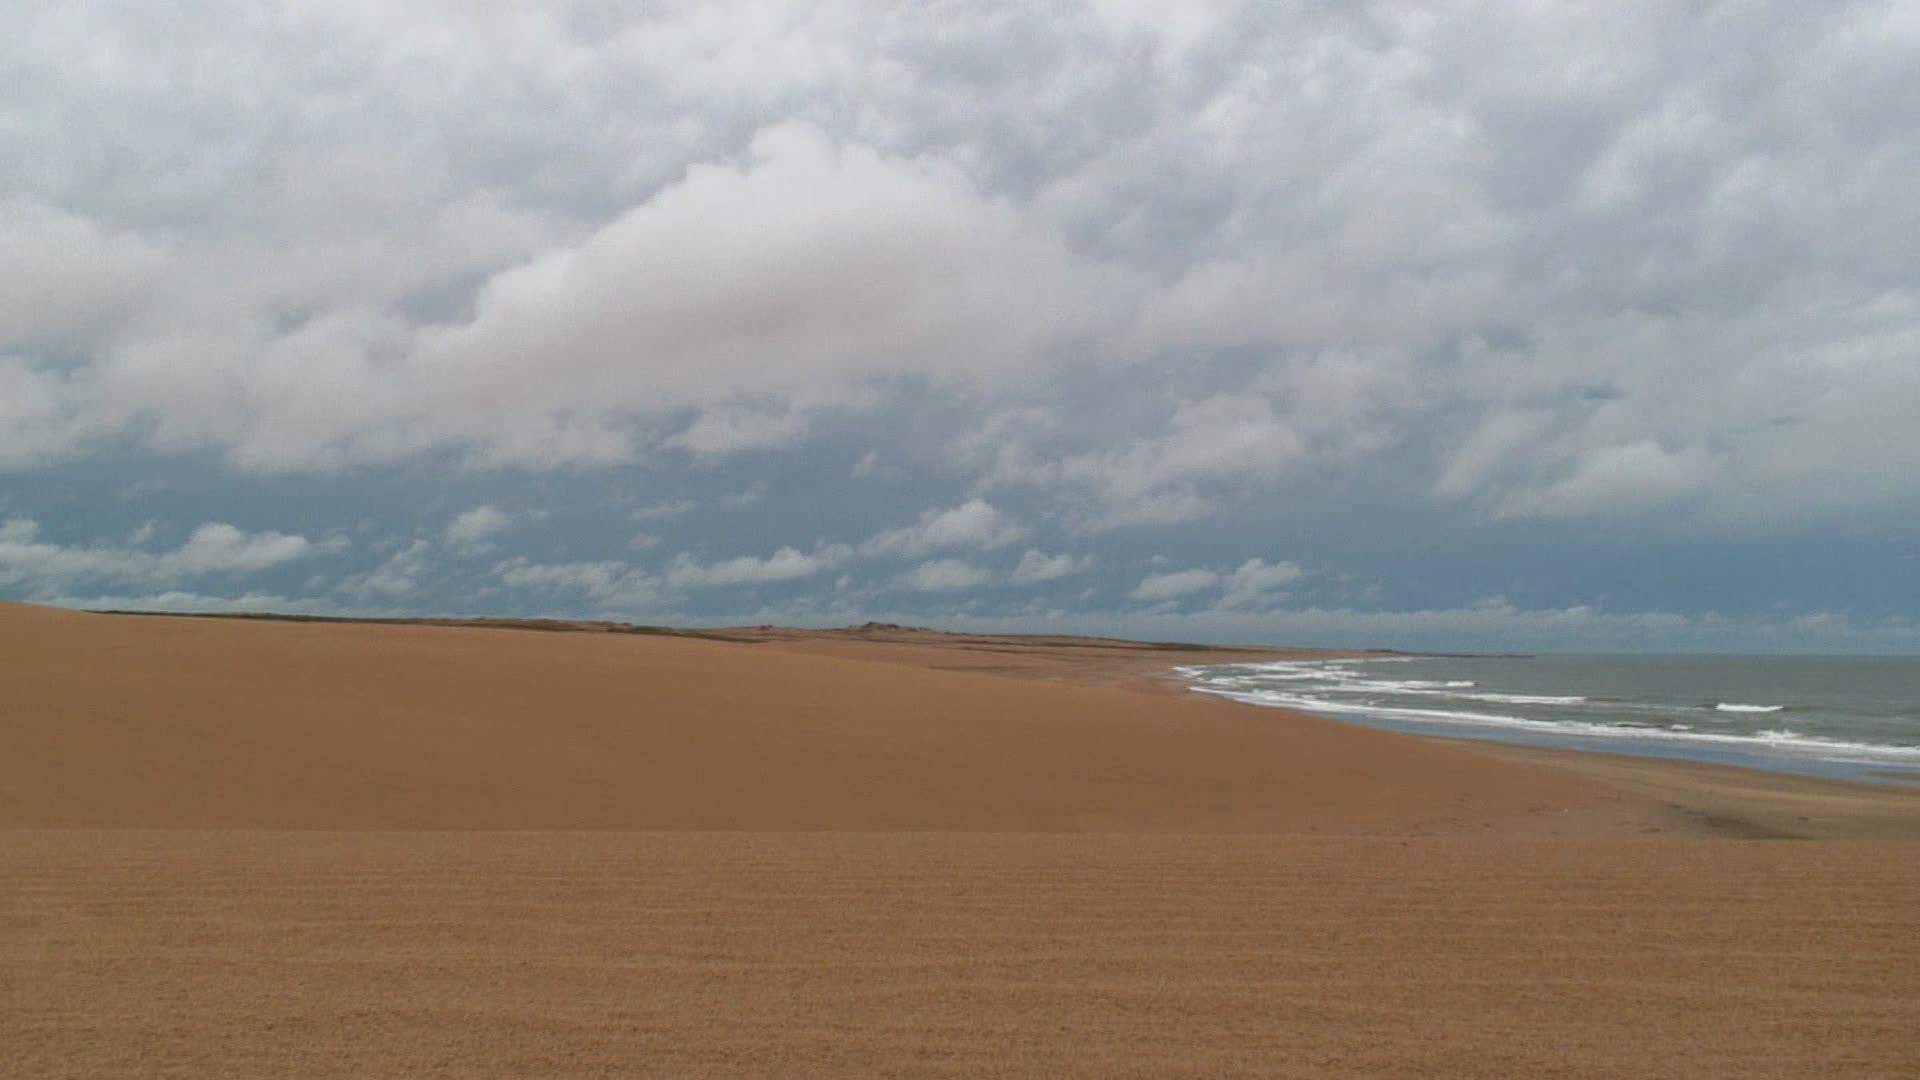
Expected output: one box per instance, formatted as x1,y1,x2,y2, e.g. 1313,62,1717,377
4,602,1918,1078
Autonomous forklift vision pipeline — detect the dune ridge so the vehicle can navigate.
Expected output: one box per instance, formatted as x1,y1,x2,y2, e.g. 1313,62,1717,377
3,601,1639,834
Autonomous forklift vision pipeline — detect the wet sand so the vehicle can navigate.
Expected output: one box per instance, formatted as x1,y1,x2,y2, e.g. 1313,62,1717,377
4,603,1919,1077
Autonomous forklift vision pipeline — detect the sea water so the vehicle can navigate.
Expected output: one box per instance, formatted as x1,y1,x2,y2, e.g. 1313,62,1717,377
1174,654,1920,782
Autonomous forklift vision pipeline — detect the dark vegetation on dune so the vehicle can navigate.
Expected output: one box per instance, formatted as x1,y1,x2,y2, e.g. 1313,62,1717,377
88,609,1301,653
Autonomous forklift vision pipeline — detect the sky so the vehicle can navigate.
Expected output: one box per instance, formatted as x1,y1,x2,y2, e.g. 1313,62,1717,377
3,2,1917,653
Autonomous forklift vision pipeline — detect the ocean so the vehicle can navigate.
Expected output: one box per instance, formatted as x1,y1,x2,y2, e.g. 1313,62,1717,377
1175,654,1920,781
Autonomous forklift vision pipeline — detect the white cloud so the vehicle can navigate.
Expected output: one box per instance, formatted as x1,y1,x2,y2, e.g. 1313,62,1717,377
4,2,1920,640
669,406,814,457
0,4,1910,530
443,504,512,553
1130,568,1221,602
973,395,1308,531
781,599,1920,654
898,558,992,592
394,122,1119,468
1218,559,1304,609
1497,441,1718,521
1009,549,1095,585
663,544,849,589
44,590,340,615
342,538,433,597
0,518,338,592
861,499,1024,559
0,198,164,351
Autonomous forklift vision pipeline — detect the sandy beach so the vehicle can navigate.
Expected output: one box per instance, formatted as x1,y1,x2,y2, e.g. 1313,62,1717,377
5,601,1919,1077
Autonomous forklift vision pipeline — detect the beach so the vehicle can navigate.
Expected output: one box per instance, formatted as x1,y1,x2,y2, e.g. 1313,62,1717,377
5,602,1919,1077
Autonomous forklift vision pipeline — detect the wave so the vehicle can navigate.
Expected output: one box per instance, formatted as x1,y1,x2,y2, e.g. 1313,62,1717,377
1271,676,1583,708
1184,683,1920,766
1715,702,1785,714
1463,692,1587,706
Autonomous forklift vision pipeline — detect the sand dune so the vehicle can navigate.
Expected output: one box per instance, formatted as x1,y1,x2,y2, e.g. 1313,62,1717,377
3,602,1643,833
5,602,1920,1077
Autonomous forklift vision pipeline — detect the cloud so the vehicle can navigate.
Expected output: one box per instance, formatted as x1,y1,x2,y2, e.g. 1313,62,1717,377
668,405,815,457
1127,559,1301,607
897,558,992,592
0,518,338,592
3,3,1919,650
341,539,434,597
395,122,1119,468
443,504,513,553
0,198,165,352
1009,549,1095,585
41,590,341,616
1130,568,1221,603
663,544,849,589
3,4,1915,528
492,541,849,604
630,498,697,522
1218,559,1304,609
1497,441,1718,521
861,499,1024,559
969,394,1310,531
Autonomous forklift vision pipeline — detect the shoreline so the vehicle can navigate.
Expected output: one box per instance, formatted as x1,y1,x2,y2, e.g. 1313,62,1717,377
1080,650,1920,840
8,601,1920,1075
1184,677,1920,786
6,601,1920,839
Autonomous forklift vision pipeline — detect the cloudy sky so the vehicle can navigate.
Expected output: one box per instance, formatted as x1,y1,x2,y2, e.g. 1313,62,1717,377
4,2,1917,652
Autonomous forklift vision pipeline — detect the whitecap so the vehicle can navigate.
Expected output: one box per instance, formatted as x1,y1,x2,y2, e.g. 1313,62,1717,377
1463,692,1588,706
1183,682,1920,766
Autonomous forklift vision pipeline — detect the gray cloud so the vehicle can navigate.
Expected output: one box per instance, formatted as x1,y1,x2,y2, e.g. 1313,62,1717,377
3,2,1917,647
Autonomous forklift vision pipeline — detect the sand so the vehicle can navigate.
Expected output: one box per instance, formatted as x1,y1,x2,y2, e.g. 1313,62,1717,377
4,602,1919,1077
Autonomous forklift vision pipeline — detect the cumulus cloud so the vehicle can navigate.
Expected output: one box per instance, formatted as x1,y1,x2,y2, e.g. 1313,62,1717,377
1497,441,1718,521
342,539,435,598
1127,559,1302,608
4,3,1916,523
390,122,1117,468
861,500,1024,560
1130,568,1222,603
1009,549,1095,585
1219,559,1304,609
898,558,992,592
42,590,341,616
443,505,513,553
491,541,849,606
663,545,849,589
3,3,1918,646
0,518,338,592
